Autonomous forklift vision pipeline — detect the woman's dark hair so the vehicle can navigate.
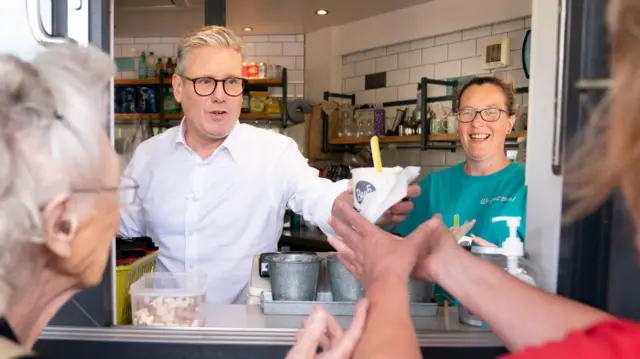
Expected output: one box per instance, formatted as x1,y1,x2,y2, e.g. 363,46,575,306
457,76,516,115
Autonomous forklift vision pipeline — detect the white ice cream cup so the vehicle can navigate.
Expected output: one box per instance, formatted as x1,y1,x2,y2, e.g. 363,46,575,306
351,166,421,223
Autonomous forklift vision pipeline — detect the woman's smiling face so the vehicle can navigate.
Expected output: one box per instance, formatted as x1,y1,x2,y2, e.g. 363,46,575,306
458,84,515,161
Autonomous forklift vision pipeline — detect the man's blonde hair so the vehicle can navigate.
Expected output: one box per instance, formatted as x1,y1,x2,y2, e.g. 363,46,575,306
176,25,245,75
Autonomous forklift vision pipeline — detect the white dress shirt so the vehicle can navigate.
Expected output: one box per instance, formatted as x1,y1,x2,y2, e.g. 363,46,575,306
119,120,346,304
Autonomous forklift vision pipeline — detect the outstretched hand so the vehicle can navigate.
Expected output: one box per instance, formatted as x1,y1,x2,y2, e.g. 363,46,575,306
328,201,447,288
286,300,368,359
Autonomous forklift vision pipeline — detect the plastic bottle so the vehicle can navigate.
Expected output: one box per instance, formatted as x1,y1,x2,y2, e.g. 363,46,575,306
147,52,156,79
148,88,157,113
138,51,148,79
156,57,164,79
165,57,175,77
459,217,537,328
492,216,537,286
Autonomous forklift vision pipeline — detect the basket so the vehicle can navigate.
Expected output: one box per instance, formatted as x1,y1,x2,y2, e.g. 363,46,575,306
115,250,160,325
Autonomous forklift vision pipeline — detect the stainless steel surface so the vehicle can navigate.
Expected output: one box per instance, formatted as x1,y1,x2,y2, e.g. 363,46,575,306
267,254,321,301
326,254,364,302
409,279,435,303
41,304,499,347
261,291,438,317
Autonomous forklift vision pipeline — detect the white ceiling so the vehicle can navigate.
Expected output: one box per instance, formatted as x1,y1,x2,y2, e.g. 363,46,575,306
226,0,433,34
114,0,434,35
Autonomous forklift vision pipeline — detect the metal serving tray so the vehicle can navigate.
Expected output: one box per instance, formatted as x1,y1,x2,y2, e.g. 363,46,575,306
260,291,438,317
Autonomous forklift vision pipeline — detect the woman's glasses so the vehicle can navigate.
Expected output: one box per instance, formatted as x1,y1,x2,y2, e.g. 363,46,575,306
457,108,511,123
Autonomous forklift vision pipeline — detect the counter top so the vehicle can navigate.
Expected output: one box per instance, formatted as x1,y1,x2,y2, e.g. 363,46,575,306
40,304,501,347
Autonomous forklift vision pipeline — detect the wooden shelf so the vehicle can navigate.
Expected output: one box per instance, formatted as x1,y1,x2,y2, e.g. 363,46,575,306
115,113,282,121
114,79,164,86
329,135,420,145
164,113,184,120
240,112,282,121
327,131,527,145
246,78,283,87
114,77,282,87
115,113,159,120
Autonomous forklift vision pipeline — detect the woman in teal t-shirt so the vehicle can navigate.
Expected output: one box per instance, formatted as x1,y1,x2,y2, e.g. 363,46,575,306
394,76,527,305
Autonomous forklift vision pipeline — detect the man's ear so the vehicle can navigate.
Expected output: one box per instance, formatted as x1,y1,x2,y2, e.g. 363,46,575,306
41,194,77,258
172,74,182,103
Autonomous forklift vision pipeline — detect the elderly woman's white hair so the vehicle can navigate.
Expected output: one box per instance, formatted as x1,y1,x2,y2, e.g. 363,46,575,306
0,44,114,312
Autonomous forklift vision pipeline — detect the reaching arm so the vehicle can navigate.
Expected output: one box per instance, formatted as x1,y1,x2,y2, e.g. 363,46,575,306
280,139,347,235
354,276,422,359
426,244,613,352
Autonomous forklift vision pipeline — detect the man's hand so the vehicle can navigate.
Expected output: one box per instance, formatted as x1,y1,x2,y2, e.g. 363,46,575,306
376,184,421,226
327,201,441,289
332,182,421,226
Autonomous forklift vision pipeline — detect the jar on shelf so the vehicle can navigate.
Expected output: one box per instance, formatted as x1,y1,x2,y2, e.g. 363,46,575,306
336,104,354,138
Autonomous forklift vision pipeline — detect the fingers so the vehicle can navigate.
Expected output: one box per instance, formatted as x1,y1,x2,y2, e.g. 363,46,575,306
407,215,443,241
337,252,361,279
320,306,346,350
287,309,327,358
300,315,330,349
327,236,356,261
328,299,369,357
377,213,407,226
388,200,413,216
405,216,450,257
470,234,498,247
331,201,378,236
406,184,421,199
328,215,365,253
295,329,330,351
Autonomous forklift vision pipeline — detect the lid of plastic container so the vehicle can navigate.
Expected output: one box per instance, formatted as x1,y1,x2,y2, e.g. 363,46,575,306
129,272,209,296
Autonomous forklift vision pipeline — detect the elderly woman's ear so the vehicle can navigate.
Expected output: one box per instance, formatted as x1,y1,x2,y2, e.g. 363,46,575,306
41,194,77,259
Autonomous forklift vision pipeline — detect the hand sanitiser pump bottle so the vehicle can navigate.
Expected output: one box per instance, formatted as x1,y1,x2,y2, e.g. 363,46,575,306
458,216,538,328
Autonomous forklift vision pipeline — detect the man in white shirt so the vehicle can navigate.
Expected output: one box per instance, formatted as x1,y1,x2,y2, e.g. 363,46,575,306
119,25,419,304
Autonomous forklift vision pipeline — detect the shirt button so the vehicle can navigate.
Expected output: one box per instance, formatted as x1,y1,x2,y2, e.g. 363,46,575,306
189,231,194,236
188,264,194,270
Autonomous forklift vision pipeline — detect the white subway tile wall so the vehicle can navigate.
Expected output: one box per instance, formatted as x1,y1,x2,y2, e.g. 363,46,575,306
341,17,531,175
114,34,305,98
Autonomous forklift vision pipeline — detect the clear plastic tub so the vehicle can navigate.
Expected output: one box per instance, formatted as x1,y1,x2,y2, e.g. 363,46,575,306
130,272,208,327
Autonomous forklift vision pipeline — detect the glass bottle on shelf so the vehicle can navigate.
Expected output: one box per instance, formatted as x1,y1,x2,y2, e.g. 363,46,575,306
155,57,164,78
337,103,354,138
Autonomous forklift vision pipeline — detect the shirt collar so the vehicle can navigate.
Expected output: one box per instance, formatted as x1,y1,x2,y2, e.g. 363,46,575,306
175,117,244,163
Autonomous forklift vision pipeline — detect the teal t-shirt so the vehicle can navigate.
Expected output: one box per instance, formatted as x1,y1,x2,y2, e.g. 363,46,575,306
395,161,527,305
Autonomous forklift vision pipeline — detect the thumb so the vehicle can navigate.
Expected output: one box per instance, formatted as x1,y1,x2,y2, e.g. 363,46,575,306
406,216,445,255
408,216,442,241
